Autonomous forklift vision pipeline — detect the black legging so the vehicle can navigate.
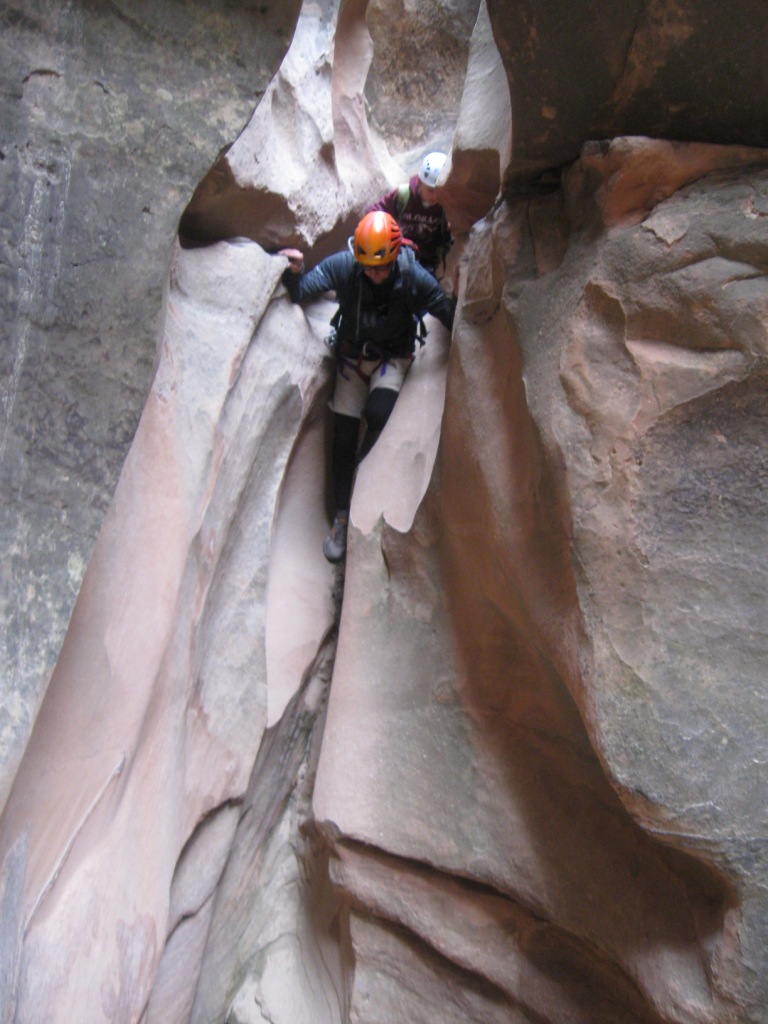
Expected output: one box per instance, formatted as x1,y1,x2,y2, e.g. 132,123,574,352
332,388,399,510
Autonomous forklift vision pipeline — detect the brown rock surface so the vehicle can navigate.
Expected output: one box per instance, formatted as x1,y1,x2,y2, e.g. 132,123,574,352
487,0,768,183
3,1,768,1023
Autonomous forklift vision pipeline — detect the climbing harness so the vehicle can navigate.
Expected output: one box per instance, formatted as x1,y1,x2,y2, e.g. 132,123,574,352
334,340,414,388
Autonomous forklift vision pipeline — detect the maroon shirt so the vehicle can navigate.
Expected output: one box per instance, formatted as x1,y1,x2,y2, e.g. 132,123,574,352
368,175,452,272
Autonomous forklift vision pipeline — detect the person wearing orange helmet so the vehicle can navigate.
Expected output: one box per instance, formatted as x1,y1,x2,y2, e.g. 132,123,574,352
279,210,455,562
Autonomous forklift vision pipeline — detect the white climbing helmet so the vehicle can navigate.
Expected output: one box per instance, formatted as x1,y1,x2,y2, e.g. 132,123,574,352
418,151,447,189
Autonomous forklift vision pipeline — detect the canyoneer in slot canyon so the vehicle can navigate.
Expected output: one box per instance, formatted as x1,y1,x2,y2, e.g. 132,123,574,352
280,210,455,563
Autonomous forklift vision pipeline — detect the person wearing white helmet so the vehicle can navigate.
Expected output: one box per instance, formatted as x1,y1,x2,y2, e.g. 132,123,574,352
366,150,452,277
419,150,446,190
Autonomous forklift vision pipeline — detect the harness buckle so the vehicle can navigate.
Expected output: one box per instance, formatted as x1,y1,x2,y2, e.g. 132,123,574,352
361,341,384,360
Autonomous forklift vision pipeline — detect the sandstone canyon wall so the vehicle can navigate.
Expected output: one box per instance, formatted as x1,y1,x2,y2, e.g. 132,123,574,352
2,1,768,1023
0,0,301,809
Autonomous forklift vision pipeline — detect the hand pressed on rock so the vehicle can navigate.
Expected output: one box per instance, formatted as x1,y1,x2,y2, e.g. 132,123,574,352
278,248,304,273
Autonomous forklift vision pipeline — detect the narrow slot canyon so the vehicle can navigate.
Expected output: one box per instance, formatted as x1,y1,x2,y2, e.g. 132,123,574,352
2,1,768,1022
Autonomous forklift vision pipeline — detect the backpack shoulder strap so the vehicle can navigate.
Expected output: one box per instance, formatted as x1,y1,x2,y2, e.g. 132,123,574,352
330,261,363,334
396,182,411,218
397,246,415,298
397,247,427,346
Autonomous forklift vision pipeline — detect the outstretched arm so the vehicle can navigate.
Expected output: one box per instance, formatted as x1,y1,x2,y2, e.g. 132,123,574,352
278,250,355,305
414,264,457,332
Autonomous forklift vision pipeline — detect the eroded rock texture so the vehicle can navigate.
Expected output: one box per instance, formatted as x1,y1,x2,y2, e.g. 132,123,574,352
2,0,768,1022
486,0,768,183
0,0,299,810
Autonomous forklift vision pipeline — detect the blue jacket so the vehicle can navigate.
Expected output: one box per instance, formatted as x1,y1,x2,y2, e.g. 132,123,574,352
284,248,454,357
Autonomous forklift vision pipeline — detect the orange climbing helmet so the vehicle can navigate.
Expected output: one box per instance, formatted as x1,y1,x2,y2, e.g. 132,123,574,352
352,211,402,266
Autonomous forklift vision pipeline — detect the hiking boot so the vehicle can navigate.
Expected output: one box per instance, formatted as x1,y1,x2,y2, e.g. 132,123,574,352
323,511,349,563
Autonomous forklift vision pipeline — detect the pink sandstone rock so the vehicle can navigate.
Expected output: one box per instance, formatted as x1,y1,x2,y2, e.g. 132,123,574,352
0,236,334,1022
3,1,768,1022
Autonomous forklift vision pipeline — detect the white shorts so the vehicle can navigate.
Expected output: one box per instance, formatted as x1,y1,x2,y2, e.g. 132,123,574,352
329,352,414,418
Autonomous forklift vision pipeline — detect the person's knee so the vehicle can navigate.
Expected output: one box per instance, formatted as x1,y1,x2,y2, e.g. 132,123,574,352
364,388,398,433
